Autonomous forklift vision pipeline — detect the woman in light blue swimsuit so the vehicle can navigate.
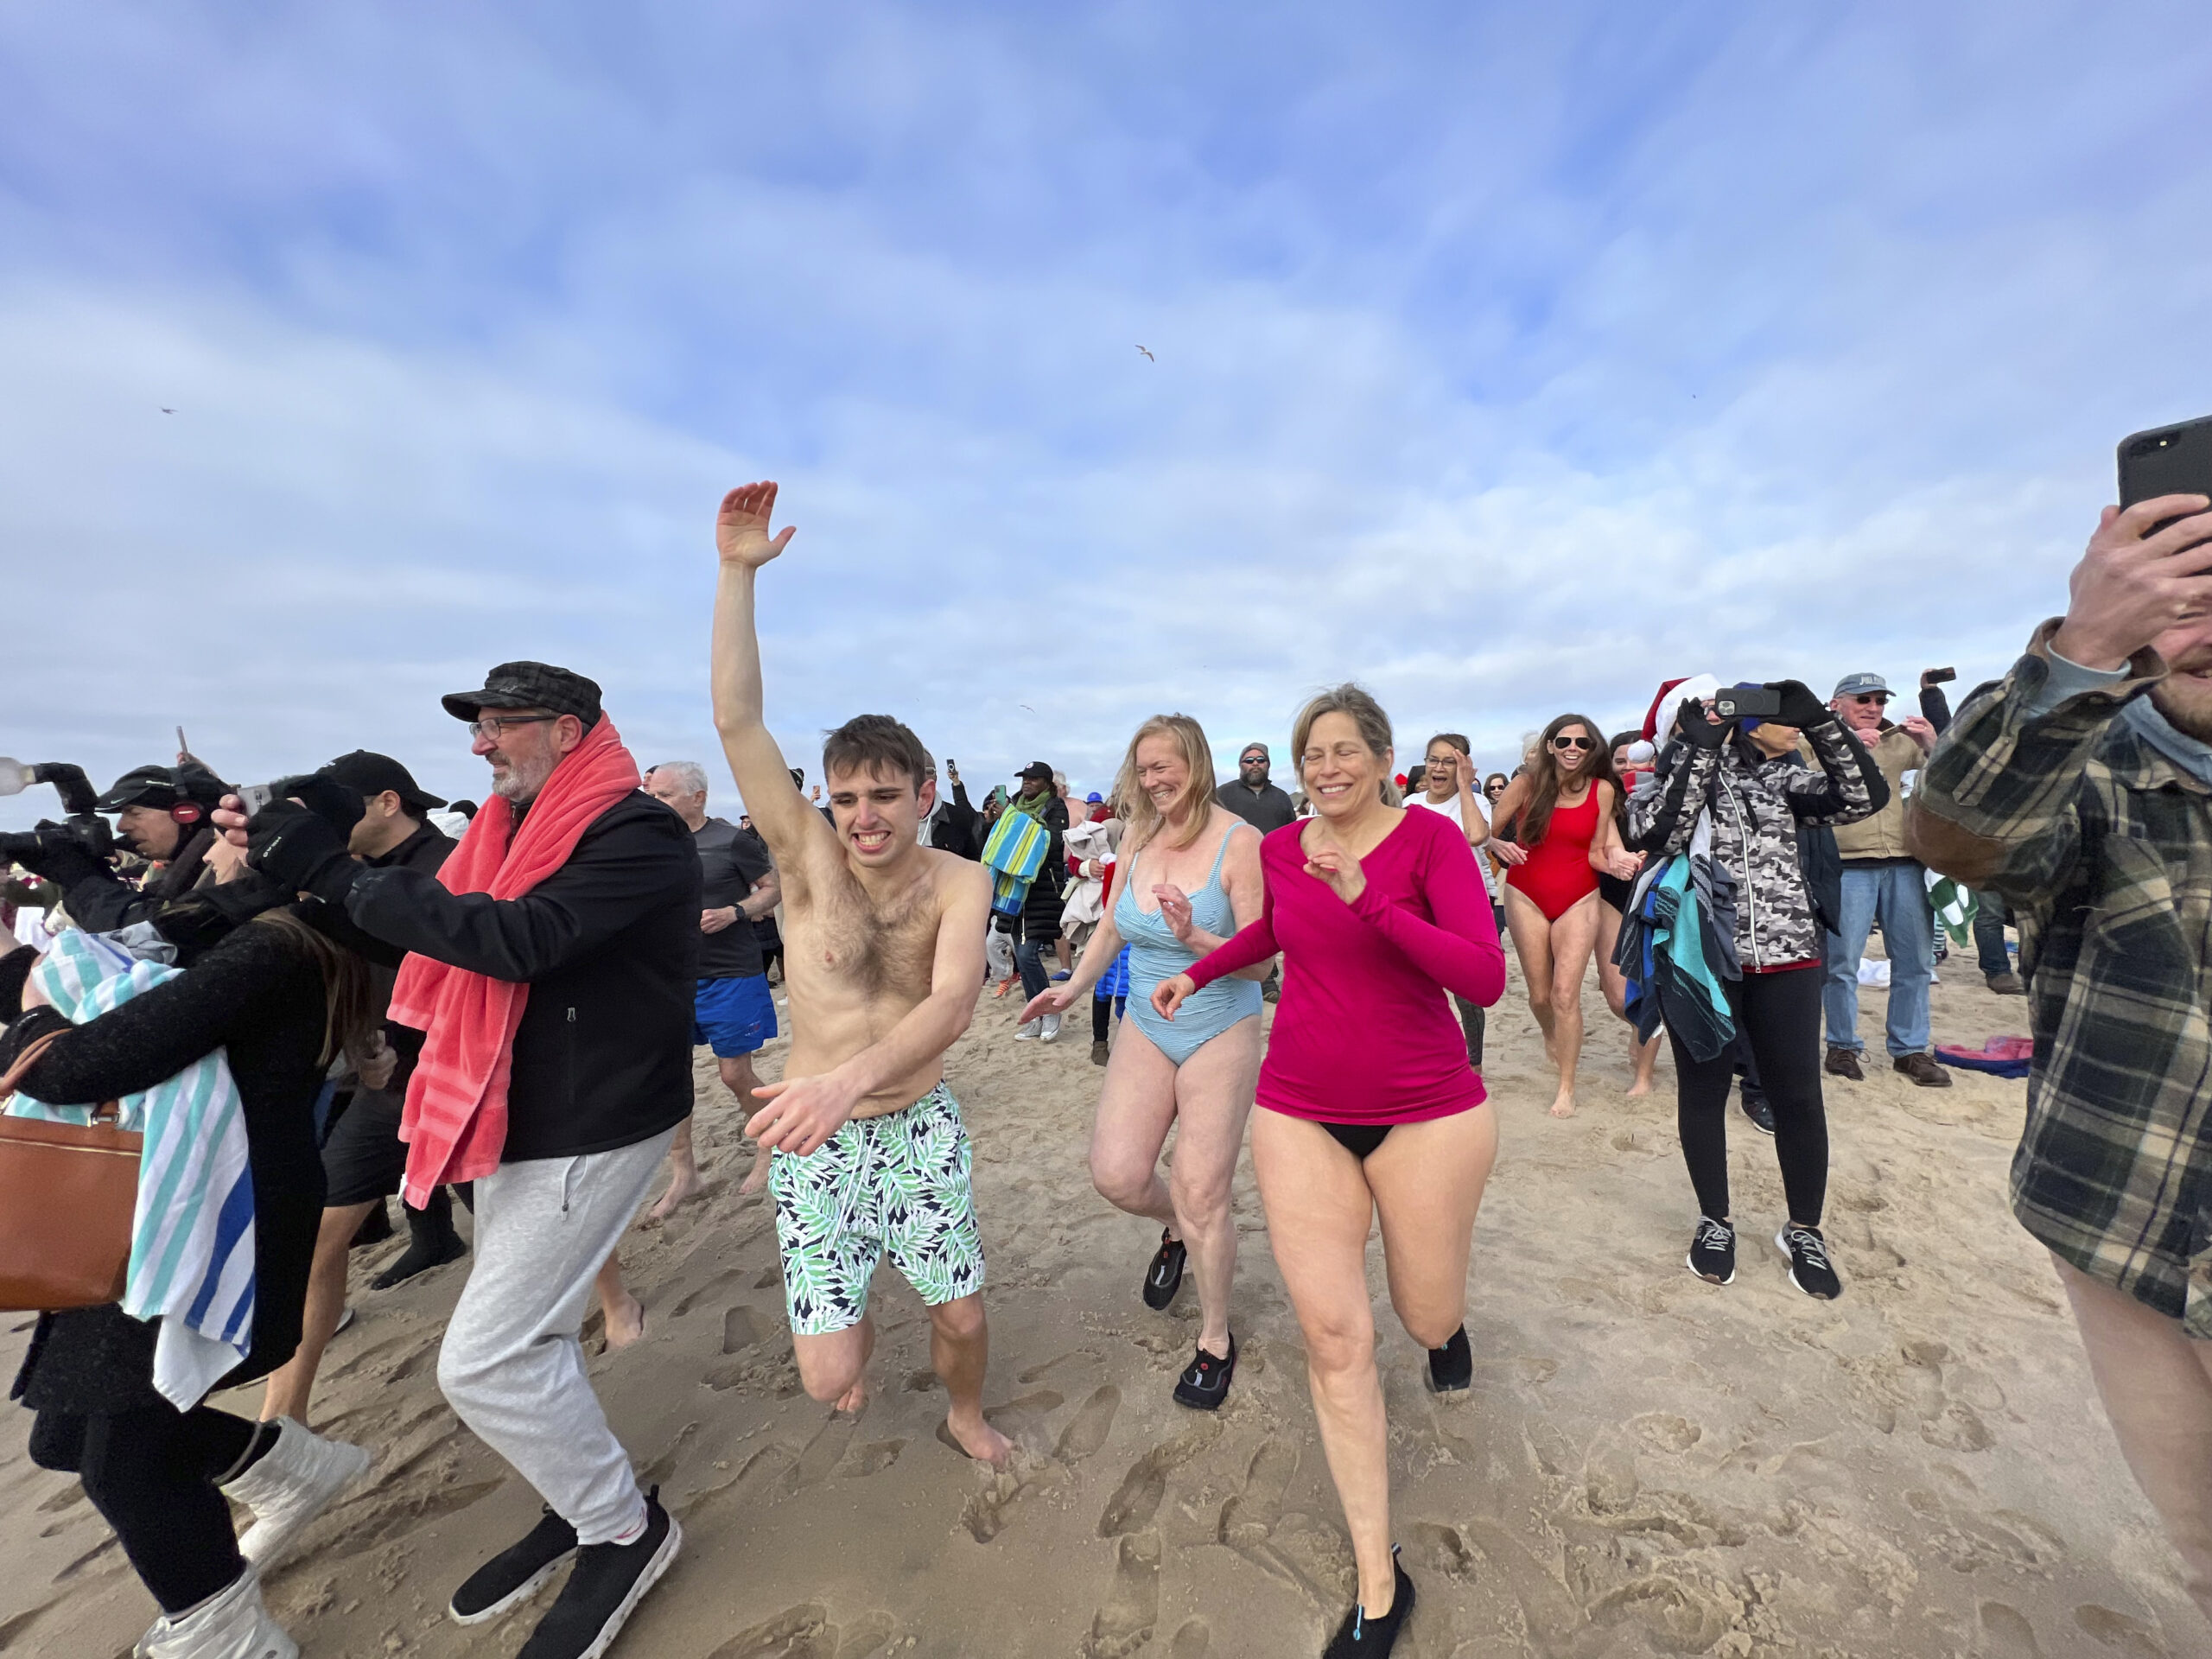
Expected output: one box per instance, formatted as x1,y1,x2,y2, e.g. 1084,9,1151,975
1021,715,1271,1409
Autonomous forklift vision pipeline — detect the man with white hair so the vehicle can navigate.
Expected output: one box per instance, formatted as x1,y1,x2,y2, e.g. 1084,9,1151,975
643,760,781,1217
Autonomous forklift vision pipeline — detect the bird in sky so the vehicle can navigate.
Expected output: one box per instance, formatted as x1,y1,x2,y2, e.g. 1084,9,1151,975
1135,346,1154,362
160,407,175,414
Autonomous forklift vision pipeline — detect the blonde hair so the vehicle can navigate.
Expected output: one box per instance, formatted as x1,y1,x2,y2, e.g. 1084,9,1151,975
1292,684,1400,805
1113,715,1218,852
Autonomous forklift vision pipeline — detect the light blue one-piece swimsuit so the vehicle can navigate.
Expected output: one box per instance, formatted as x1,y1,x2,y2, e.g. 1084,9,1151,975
1117,827,1264,1065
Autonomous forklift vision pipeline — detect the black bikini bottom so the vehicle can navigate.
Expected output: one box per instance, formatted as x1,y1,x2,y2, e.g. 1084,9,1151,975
1320,1122,1394,1160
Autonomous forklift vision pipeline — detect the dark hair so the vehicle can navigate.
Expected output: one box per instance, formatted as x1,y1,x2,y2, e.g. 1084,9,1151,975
1483,771,1509,794
251,910,372,1070
1608,730,1639,756
1519,713,1613,848
822,715,929,791
1424,732,1471,757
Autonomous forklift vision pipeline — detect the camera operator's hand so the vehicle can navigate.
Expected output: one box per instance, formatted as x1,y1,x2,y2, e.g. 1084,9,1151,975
1767,680,1833,731
245,802,359,907
10,822,110,888
1675,699,1729,749
2053,494,2212,670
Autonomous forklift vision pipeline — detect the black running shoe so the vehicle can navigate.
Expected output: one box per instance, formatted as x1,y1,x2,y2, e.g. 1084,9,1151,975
370,1227,468,1291
1776,1224,1842,1300
517,1487,681,1659
1173,1332,1236,1409
450,1505,578,1625
1323,1545,1414,1656
1141,1230,1186,1310
1687,1217,1737,1285
1740,1093,1776,1136
1427,1326,1471,1393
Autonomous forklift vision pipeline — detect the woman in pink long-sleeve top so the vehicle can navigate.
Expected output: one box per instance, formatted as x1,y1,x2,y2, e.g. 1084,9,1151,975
1154,683,1506,1658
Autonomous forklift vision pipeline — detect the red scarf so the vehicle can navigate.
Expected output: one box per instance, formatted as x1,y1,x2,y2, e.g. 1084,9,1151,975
389,716,641,1205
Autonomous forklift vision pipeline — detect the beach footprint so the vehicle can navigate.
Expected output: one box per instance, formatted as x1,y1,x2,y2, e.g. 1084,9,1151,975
1082,1530,1161,1659
1054,1385,1123,1465
707,1602,833,1658
1217,1440,1297,1548
2075,1604,2167,1657
1168,1618,1211,1657
1979,1600,2044,1657
1099,1419,1223,1537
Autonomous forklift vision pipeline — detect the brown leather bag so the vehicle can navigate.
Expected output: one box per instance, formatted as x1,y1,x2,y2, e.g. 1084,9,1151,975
0,1029,139,1313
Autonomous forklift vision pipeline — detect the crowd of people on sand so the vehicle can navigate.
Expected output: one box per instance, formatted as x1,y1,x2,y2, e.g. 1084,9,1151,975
3,477,2211,1657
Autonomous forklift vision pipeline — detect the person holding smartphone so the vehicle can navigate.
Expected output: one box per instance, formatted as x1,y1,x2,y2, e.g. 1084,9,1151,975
1908,482,2212,1625
1626,680,1886,1298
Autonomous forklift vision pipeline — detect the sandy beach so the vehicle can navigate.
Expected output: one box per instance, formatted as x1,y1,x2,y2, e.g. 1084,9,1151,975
0,952,2197,1657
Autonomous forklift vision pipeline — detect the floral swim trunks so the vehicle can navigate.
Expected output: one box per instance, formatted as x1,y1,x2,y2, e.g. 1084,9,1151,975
768,1082,986,1336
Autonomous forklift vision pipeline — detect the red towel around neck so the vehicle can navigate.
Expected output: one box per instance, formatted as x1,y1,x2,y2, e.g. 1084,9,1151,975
388,716,642,1205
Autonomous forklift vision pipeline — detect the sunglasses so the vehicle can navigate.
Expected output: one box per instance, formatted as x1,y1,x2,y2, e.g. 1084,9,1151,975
1550,734,1594,751
1845,693,1891,704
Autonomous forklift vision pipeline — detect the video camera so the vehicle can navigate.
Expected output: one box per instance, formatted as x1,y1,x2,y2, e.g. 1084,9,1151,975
0,761,114,864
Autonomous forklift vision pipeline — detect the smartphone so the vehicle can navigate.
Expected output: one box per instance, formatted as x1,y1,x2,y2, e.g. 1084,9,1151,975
236,783,276,814
1924,667,1957,684
2119,416,2212,517
1713,686,1783,721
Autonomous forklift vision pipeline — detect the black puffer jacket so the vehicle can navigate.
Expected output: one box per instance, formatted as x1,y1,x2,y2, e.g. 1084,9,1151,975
1628,722,1887,971
0,908,337,1414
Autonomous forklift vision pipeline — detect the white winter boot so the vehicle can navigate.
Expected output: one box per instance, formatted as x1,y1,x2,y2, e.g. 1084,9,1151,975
136,1569,297,1658
219,1417,372,1569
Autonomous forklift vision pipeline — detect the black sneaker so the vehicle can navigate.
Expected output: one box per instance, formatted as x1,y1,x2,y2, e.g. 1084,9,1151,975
1687,1217,1736,1285
1776,1224,1842,1300
1173,1333,1236,1410
517,1487,681,1659
1324,1544,1414,1656
370,1211,468,1290
1141,1230,1186,1310
450,1505,578,1625
1740,1092,1776,1135
1427,1326,1471,1393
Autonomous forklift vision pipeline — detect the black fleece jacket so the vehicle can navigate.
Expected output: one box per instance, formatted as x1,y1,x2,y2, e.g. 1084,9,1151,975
341,792,701,1162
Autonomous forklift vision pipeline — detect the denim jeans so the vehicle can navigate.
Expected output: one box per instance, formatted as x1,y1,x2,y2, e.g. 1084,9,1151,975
1972,887,2013,977
1822,862,1934,1057
1015,937,1051,1005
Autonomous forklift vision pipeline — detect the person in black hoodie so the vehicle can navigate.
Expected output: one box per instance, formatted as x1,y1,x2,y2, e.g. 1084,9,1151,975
226,662,696,1659
11,761,233,935
0,787,374,1657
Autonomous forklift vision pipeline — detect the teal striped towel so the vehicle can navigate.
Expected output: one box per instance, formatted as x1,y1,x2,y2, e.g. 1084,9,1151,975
10,930,255,1409
982,810,1047,917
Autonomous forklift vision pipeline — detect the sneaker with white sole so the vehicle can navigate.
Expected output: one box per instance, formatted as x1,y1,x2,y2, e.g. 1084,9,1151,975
1687,1217,1737,1283
450,1505,579,1625
1776,1224,1843,1300
1039,1014,1062,1043
516,1487,681,1659
220,1418,372,1571
1014,1020,1041,1041
137,1569,296,1658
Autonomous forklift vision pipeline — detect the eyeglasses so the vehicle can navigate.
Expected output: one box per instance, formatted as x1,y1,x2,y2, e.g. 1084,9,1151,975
1844,693,1890,705
1551,735,1594,751
468,714,557,741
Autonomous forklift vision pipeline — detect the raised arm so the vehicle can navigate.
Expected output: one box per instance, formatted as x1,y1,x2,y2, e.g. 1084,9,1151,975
712,482,835,868
746,859,992,1155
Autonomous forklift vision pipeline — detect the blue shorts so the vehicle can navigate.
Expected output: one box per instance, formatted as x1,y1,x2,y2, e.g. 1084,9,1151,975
694,974,776,1058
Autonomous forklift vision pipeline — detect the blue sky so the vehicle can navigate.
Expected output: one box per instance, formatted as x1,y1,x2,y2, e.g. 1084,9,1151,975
3,2,2209,822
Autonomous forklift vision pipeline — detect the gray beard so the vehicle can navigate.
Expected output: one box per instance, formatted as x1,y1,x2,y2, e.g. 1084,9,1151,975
2151,682,2212,744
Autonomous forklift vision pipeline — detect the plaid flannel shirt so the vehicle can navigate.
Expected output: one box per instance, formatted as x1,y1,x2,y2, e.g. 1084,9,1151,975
1906,620,2212,1338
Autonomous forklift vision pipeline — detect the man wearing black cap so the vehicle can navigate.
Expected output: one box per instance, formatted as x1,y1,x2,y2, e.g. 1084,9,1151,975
225,661,696,1659
17,760,232,932
258,753,462,1427
1008,760,1071,1037
1214,742,1297,834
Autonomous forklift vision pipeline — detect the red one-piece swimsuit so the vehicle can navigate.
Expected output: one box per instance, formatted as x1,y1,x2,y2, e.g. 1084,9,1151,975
1505,786,1603,921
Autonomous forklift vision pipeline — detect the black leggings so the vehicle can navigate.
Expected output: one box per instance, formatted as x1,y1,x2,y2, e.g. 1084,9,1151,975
1091,995,1128,1042
29,1403,264,1614
1667,966,1828,1228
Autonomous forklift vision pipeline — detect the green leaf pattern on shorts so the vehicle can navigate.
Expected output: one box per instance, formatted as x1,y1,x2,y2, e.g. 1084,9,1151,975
769,1084,985,1336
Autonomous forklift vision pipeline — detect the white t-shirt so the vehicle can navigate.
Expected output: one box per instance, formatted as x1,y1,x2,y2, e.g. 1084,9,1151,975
1405,791,1497,897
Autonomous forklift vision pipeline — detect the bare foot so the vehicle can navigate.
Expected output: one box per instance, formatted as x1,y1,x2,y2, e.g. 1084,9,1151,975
834,1376,868,1414
645,1166,705,1223
739,1148,772,1196
1624,1077,1653,1098
602,1287,646,1350
1548,1090,1577,1119
944,1405,1013,1468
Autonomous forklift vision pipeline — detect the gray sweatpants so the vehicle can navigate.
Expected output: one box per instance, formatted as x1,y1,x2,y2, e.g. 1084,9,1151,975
436,1128,675,1546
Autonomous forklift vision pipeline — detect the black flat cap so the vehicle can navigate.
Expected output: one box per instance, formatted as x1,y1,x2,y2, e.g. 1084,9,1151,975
320,750,447,811
441,661,602,728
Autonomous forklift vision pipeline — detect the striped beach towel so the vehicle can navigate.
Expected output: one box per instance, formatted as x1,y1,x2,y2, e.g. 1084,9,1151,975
10,930,254,1409
982,810,1048,918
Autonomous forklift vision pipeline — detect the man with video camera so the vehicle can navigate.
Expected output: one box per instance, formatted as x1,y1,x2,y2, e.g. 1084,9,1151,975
3,760,235,935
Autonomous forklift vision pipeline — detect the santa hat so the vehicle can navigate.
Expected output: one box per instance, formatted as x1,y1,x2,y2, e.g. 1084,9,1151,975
1643,674,1719,746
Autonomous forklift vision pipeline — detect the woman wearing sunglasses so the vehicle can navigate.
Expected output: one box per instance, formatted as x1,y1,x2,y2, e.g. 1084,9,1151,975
1486,714,1621,1118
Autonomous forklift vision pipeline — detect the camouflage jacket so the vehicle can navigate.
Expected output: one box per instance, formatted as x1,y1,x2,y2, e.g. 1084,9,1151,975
1628,721,1884,971
1907,620,2212,1334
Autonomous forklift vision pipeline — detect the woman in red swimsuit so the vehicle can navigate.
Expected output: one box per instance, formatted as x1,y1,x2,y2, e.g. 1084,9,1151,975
1489,713,1620,1118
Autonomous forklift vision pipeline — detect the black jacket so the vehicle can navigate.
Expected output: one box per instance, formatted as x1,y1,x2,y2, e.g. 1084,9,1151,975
2,910,334,1414
926,781,982,860
53,823,221,934
344,793,701,1162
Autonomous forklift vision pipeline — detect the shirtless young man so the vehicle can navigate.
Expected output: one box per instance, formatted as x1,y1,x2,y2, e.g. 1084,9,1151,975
712,480,1012,1466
